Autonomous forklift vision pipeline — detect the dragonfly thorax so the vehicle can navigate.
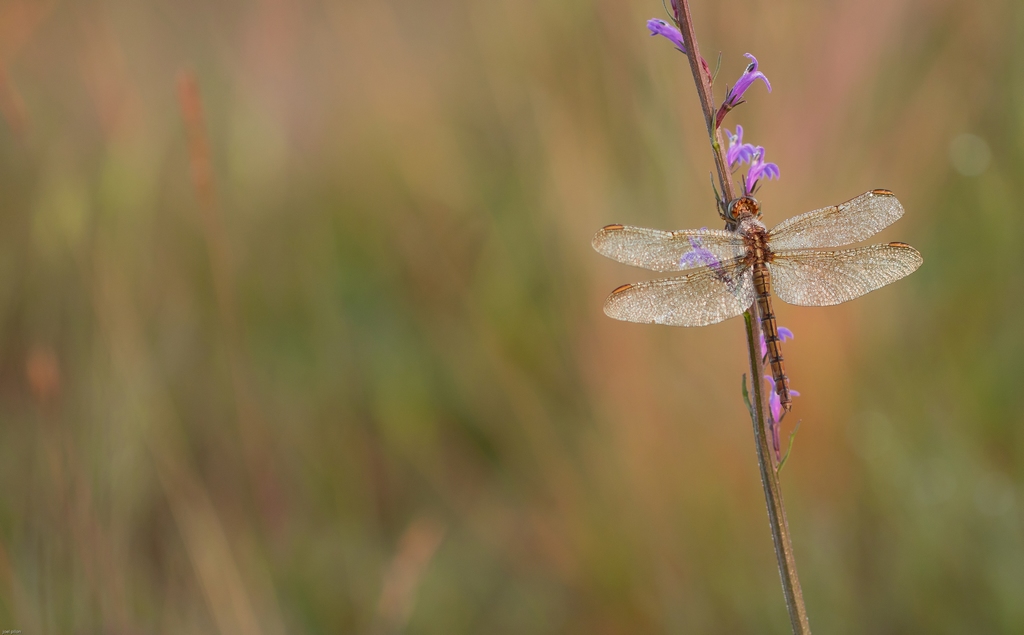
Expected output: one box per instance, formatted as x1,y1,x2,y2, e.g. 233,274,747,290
737,215,768,238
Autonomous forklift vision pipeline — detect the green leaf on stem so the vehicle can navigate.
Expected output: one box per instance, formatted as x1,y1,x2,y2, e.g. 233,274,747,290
741,373,755,420
776,421,802,473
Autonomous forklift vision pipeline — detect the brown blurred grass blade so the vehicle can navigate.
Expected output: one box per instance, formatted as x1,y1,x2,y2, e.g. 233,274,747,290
154,453,265,635
375,517,446,634
176,70,237,331
176,69,285,525
0,0,54,137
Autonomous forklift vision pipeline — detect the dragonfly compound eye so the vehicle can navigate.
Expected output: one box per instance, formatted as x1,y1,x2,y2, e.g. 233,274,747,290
728,196,761,221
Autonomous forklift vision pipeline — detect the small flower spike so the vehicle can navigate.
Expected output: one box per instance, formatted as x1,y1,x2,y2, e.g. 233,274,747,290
724,125,757,169
647,19,686,53
744,146,780,194
715,53,772,128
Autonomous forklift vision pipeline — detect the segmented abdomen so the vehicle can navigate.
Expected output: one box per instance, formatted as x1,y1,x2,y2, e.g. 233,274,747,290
752,262,791,414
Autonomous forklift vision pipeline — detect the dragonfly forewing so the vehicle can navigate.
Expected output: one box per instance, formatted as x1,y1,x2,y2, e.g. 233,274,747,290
768,190,904,250
768,242,923,307
603,258,754,326
592,225,747,272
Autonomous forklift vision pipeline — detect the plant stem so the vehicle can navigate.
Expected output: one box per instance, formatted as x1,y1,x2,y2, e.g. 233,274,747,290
671,3,812,633
671,2,735,205
743,315,811,634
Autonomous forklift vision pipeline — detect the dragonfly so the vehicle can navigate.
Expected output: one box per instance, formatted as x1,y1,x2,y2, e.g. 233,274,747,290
592,189,922,415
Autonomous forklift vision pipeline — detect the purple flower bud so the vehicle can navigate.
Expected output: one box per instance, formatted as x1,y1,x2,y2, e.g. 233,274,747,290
715,53,772,128
647,19,686,54
759,324,794,360
724,125,757,168
765,375,800,459
679,232,721,269
744,146,780,194
768,382,801,426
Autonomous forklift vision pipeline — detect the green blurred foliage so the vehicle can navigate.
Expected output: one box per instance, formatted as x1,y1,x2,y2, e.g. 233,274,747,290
0,0,1021,633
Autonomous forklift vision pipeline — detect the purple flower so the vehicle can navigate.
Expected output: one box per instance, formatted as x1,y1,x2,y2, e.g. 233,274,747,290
715,53,772,128
767,380,801,429
759,325,794,359
726,128,780,195
727,54,772,105
760,325,796,458
647,19,686,53
679,232,720,269
724,125,756,168
765,375,800,458
744,146,780,194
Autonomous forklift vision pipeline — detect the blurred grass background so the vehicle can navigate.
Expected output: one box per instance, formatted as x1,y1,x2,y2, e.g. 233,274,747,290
0,0,1021,632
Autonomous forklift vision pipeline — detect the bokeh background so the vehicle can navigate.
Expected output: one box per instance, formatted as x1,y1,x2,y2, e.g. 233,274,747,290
0,0,1020,632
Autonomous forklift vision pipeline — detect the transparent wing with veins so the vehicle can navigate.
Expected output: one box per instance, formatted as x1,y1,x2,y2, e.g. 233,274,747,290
602,258,755,327
592,225,747,272
592,189,919,323
768,190,904,250
769,243,923,306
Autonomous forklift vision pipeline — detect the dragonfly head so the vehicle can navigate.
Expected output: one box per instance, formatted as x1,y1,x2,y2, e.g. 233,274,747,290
727,196,761,222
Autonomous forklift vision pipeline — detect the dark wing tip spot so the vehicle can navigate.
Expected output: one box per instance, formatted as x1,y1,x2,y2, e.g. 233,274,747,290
610,284,632,296
887,241,913,248
602,224,625,231
870,189,895,196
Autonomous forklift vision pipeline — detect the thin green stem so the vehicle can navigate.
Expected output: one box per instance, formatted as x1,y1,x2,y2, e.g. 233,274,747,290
672,2,812,632
744,314,811,634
